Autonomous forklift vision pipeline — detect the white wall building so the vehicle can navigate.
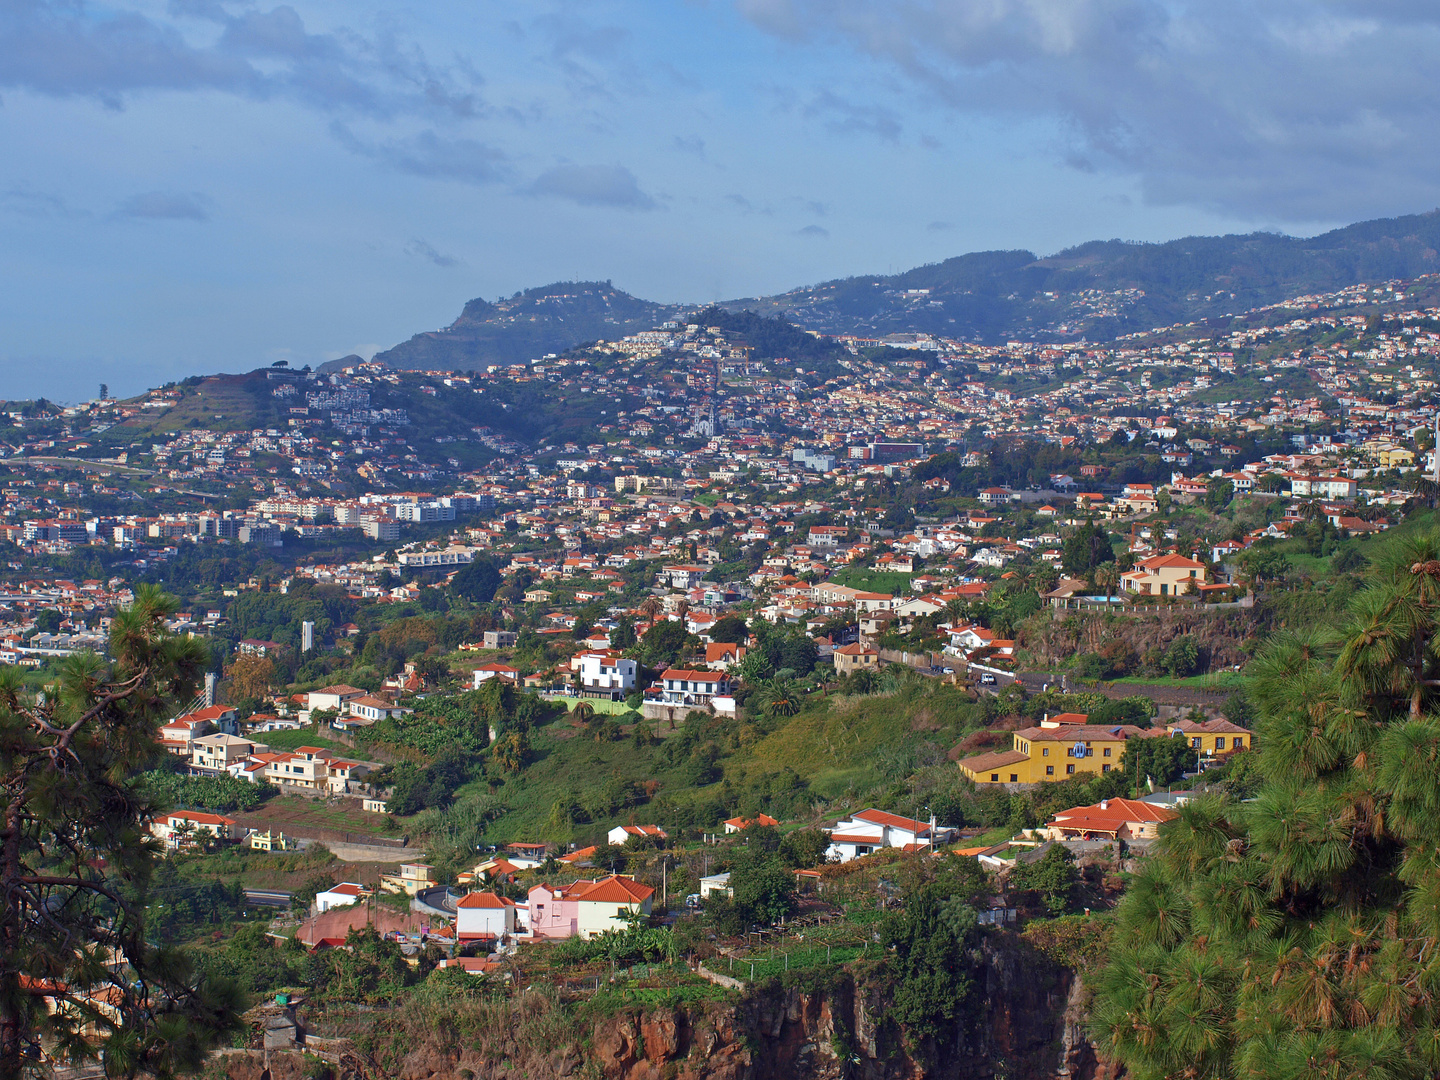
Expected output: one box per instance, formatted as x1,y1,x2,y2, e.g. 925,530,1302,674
825,808,955,863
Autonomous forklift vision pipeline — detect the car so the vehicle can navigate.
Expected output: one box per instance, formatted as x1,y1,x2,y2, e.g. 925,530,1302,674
684,893,701,909
979,673,998,685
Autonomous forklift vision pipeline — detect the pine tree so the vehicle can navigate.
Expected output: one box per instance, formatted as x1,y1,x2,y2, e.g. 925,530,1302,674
1091,530,1440,1079
0,586,243,1078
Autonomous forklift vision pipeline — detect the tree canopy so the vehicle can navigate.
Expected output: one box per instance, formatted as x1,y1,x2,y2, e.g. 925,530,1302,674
0,585,243,1077
1092,530,1440,1080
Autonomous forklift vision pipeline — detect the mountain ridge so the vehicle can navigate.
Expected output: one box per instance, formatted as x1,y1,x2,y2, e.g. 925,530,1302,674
375,209,1440,371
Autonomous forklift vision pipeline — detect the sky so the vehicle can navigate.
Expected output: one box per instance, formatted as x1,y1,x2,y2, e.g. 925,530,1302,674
4,0,1440,400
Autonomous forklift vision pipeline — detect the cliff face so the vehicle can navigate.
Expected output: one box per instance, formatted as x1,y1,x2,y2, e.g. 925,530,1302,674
227,935,1118,1080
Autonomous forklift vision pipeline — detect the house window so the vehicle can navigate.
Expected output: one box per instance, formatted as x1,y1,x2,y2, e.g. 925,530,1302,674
990,774,999,782
1160,584,1168,595
1046,765,1054,776
1102,764,1111,773
1103,747,1112,757
1042,747,1049,756
1215,737,1226,749
1192,738,1202,749
1009,774,1018,783
1234,737,1244,748
1066,764,1075,774
1190,570,1197,578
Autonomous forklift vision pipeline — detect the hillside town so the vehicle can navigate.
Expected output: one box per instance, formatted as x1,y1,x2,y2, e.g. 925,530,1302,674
6,269,1440,1070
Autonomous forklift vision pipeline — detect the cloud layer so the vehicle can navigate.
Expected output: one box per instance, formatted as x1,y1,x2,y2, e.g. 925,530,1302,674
737,0,1440,220
0,0,481,117
527,164,657,209
115,191,209,220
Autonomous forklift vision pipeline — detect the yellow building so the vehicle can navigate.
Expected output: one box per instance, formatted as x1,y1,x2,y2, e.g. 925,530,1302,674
960,716,1255,786
960,723,1147,784
1121,554,1207,597
380,862,437,896
1165,718,1252,757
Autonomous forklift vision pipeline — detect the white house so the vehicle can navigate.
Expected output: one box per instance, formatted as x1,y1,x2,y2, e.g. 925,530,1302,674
473,663,520,688
347,695,414,722
397,544,475,568
607,824,668,845
455,891,521,943
248,714,305,733
315,882,369,912
150,811,241,849
190,733,268,774
526,875,655,940
825,808,955,863
159,716,212,756
306,684,367,712
576,652,637,700
657,669,731,706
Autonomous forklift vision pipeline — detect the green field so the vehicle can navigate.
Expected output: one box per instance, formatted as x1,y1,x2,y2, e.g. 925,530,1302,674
1107,672,1247,692
253,728,356,755
541,696,636,716
827,567,913,594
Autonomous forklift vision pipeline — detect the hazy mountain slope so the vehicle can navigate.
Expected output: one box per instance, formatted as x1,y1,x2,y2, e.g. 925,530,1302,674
374,210,1440,371
728,210,1440,342
376,281,683,371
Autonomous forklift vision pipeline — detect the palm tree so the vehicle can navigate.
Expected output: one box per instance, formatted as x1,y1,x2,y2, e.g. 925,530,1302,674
944,597,967,625
638,596,662,630
760,678,802,717
1336,532,1440,718
570,700,596,729
1096,563,1121,604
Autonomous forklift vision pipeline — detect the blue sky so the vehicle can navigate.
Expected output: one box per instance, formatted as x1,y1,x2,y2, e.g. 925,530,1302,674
4,0,1440,400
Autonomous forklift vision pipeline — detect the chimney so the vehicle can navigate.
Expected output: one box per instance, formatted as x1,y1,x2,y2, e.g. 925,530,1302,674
1100,800,1109,810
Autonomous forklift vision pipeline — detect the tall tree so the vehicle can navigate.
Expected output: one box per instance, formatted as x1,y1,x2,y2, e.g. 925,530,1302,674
0,585,243,1078
1091,530,1440,1080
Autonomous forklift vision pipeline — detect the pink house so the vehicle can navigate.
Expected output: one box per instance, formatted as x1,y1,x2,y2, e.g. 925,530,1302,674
527,875,655,940
527,882,582,940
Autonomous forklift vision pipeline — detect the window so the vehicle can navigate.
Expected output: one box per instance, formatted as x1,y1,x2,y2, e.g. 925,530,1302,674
1190,569,1197,578
1009,774,1019,782
1042,747,1049,756
1102,764,1111,773
1160,584,1168,595
1233,737,1244,748
1215,737,1225,749
1192,737,1202,748
990,773,999,782
1066,764,1075,774
1046,765,1054,776
1103,747,1112,757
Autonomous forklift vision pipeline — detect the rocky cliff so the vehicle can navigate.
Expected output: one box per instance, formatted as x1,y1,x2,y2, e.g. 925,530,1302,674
225,933,1119,1080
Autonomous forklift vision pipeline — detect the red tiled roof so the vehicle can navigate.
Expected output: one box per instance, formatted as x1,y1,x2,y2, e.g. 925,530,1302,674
568,875,654,903
851,808,932,833
457,892,512,909
957,749,1029,772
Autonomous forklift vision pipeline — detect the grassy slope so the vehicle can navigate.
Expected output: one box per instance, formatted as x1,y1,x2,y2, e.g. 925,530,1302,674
470,679,981,845
828,567,914,594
